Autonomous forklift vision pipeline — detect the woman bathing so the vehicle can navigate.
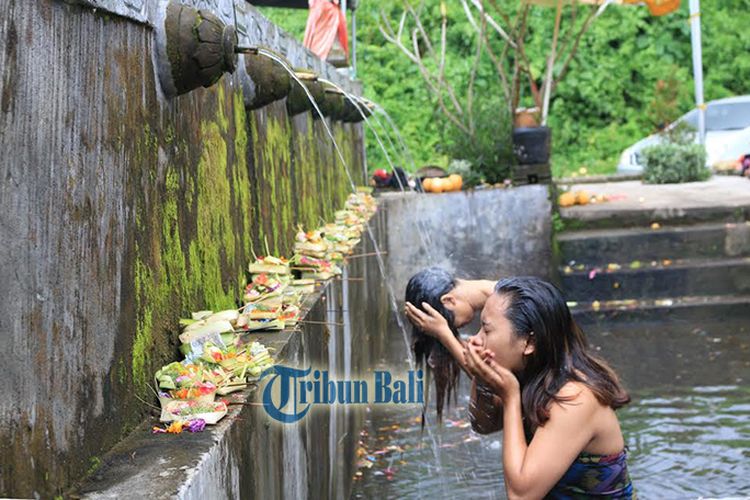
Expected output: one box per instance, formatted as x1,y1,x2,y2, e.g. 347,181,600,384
404,267,496,421
406,275,634,499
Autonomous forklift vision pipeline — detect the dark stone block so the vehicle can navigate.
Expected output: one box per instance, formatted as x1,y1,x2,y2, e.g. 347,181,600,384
318,87,346,120
512,163,551,185
513,126,551,165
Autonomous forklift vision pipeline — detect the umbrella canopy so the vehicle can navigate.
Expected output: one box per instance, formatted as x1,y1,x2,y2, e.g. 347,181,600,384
522,0,681,16
521,0,616,5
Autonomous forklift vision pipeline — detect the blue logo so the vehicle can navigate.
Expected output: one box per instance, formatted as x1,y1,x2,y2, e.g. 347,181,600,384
260,366,424,424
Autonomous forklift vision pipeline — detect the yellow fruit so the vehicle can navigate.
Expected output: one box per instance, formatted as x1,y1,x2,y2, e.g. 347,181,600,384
448,174,463,191
422,178,434,192
559,192,576,207
431,178,445,193
576,191,590,205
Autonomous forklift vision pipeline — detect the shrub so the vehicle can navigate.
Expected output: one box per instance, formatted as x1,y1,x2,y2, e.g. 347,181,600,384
440,99,514,184
641,142,710,184
447,159,483,188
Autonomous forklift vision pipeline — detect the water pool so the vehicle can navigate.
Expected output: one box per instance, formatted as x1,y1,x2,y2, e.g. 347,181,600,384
351,320,750,499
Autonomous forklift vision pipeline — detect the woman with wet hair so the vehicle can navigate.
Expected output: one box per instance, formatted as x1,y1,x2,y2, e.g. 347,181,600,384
410,276,634,498
404,267,496,422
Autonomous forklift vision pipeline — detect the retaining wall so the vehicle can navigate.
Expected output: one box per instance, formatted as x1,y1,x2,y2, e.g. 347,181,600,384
0,0,363,496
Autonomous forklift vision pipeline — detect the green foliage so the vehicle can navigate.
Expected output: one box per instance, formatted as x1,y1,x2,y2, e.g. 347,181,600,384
664,120,697,146
647,66,689,131
447,159,483,188
259,2,750,178
440,99,514,183
547,2,749,177
551,212,565,234
641,142,709,184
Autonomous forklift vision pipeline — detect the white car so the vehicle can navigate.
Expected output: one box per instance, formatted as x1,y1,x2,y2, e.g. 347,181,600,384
617,95,750,174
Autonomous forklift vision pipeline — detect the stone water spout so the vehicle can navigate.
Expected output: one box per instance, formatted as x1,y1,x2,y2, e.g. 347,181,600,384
320,86,347,121
241,48,292,110
342,95,374,123
286,70,325,116
156,1,238,97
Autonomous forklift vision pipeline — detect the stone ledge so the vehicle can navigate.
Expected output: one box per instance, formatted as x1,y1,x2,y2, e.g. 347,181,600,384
74,214,390,499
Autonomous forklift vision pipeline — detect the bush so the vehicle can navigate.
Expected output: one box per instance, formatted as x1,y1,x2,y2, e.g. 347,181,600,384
440,100,514,184
641,143,710,184
447,159,483,188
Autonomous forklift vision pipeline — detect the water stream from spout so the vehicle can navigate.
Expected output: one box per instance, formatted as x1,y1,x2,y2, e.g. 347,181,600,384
373,105,419,174
318,79,406,190
255,48,413,361
362,108,439,254
367,111,414,172
317,78,436,259
254,50,445,478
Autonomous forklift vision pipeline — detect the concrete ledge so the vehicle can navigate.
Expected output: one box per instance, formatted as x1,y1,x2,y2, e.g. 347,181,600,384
562,205,750,230
559,176,750,229
75,215,391,499
562,256,750,301
555,173,642,185
377,186,553,294
573,294,750,324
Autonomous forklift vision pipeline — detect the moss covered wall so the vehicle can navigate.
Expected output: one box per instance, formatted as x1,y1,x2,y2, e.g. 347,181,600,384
249,103,354,256
0,1,363,497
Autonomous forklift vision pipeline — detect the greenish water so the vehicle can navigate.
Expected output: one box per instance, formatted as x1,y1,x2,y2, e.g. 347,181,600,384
351,320,750,499
621,385,750,498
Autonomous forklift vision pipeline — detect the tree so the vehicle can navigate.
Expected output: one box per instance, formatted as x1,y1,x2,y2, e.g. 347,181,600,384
379,0,614,138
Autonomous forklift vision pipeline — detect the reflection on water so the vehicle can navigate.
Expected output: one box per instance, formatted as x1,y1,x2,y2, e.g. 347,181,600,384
584,320,749,391
621,385,750,498
351,321,750,499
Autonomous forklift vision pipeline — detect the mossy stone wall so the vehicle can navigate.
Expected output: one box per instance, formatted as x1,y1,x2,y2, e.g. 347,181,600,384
0,1,361,497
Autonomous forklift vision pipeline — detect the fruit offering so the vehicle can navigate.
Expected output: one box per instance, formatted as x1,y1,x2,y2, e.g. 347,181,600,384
422,174,463,193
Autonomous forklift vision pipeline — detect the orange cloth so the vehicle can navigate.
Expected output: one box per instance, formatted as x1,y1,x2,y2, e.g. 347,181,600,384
303,0,349,60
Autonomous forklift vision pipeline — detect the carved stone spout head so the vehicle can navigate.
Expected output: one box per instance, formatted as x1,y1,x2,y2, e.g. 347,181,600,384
157,1,238,97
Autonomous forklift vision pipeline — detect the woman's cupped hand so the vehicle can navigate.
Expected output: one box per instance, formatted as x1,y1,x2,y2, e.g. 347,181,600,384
464,339,520,403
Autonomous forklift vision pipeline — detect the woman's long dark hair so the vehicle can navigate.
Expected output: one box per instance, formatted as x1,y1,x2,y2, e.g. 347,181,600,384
494,277,630,432
405,267,461,421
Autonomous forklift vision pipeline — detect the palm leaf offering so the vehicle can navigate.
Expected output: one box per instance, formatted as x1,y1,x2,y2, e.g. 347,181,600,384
150,192,377,432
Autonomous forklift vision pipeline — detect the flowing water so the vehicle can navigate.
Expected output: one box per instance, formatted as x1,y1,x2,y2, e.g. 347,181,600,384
373,106,418,173
351,319,750,499
253,52,440,414
248,49,749,499
316,78,435,259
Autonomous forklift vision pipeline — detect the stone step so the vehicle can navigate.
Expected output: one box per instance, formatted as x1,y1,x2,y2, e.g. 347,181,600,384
560,202,750,231
571,294,750,325
561,257,750,301
557,221,750,266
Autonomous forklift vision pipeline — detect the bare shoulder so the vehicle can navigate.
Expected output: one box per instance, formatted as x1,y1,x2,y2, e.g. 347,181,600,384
552,381,601,416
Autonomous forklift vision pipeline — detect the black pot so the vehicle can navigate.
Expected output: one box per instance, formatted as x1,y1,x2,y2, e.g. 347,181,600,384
512,126,551,165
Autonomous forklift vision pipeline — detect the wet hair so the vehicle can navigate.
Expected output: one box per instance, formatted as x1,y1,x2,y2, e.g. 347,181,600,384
493,276,630,432
405,267,461,422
